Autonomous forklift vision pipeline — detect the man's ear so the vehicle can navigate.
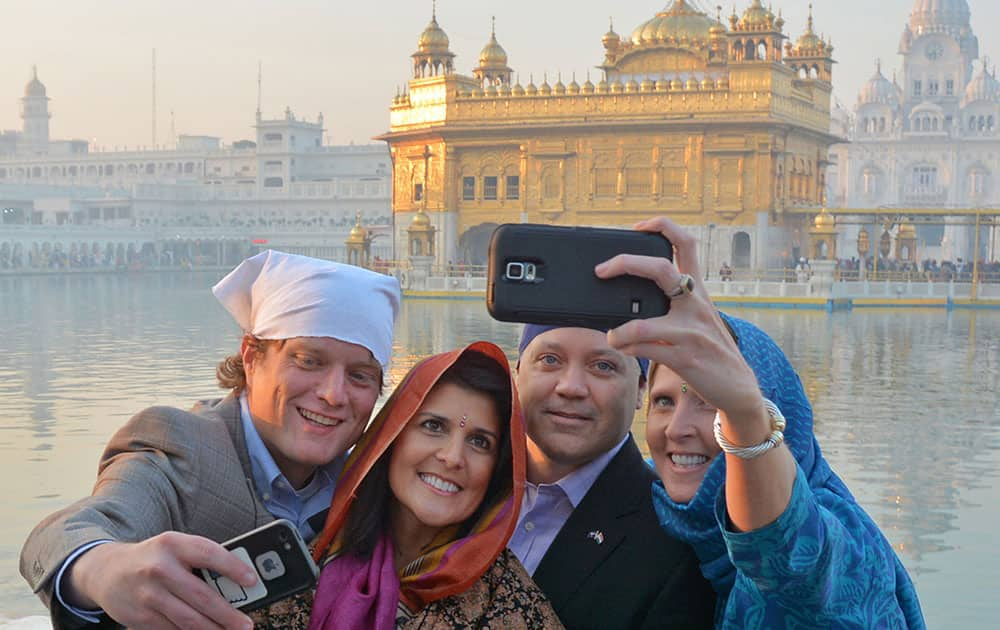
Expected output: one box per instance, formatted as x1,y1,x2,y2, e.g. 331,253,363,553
635,377,647,411
240,336,258,381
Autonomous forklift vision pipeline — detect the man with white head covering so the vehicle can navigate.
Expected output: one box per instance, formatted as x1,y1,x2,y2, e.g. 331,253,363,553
20,251,401,630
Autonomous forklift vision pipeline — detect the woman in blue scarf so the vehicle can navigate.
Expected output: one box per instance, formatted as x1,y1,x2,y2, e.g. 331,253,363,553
595,217,925,628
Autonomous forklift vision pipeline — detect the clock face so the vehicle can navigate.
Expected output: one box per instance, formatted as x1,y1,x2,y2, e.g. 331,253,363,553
926,44,944,60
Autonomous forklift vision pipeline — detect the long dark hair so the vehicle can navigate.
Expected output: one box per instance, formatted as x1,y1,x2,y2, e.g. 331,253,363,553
337,350,513,560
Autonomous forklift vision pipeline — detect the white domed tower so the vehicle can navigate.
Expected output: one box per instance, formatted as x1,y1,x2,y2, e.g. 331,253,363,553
856,61,902,138
20,66,50,155
959,60,1000,136
898,0,978,119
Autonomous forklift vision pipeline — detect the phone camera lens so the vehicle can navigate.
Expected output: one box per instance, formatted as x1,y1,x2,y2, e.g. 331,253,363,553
505,262,524,280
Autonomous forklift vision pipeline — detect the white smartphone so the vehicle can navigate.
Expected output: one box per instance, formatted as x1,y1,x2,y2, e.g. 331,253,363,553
200,519,319,612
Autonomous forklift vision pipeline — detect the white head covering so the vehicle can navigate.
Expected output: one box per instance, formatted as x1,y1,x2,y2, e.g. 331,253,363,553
212,250,401,368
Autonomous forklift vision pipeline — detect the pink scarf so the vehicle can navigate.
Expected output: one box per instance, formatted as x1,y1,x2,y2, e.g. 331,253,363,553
308,533,400,630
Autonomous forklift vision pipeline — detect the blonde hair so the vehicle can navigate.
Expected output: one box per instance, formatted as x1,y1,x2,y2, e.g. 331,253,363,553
215,335,285,392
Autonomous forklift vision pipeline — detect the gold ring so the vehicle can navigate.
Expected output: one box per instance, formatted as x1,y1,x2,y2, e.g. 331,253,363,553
666,273,695,298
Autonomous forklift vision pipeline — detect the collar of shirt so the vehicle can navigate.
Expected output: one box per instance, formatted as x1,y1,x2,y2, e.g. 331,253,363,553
539,433,629,507
239,392,345,534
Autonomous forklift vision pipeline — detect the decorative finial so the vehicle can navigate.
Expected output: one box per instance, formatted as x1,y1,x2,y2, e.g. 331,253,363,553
356,210,363,226
876,58,881,74
717,5,723,22
32,65,38,80
807,3,814,33
432,0,437,21
491,15,496,37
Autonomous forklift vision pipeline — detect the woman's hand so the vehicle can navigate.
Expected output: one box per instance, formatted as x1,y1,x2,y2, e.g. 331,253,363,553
596,216,796,531
595,216,763,427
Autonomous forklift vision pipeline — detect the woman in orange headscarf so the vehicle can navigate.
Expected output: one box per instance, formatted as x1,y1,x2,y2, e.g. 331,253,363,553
256,341,560,628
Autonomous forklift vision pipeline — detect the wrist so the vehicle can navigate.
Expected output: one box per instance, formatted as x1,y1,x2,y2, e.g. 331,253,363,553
715,398,786,460
64,543,119,609
717,399,770,445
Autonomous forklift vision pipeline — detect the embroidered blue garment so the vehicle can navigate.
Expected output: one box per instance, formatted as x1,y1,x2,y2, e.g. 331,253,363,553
651,313,925,628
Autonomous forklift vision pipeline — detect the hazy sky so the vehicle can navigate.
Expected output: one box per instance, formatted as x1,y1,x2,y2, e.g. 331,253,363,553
3,0,1000,149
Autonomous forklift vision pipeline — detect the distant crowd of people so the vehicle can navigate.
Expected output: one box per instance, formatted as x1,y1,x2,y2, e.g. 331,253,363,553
834,256,1000,282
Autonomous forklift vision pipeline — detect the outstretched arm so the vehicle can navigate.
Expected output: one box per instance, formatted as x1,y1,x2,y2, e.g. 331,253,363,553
596,216,796,531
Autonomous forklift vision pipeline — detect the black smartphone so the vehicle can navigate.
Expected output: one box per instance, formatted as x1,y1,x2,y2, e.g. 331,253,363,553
486,223,673,329
200,519,319,612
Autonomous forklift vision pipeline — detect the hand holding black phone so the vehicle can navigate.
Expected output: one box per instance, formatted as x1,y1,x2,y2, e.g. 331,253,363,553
200,519,319,612
487,223,674,329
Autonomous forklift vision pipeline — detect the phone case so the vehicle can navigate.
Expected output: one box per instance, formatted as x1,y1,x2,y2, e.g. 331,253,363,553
487,223,673,329
201,519,319,612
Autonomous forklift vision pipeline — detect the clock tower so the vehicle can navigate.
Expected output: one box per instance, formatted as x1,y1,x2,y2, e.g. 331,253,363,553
898,0,977,114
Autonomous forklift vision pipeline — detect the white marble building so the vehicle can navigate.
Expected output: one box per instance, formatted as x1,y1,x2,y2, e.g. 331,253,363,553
827,0,999,263
0,69,395,265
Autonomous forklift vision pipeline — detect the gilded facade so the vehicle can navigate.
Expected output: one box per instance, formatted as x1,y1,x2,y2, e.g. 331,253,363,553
380,1,838,270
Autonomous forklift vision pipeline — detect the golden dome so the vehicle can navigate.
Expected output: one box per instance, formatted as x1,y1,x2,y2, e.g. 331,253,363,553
791,6,824,54
814,210,836,229
416,12,451,54
738,0,775,31
602,18,621,48
347,212,367,244
630,0,715,47
478,20,508,69
410,210,432,229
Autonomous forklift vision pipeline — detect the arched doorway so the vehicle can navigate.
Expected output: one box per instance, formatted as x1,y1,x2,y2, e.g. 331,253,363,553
457,223,499,267
731,232,751,268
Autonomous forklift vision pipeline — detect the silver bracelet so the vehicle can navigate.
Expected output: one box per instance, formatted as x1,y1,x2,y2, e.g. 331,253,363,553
713,398,786,460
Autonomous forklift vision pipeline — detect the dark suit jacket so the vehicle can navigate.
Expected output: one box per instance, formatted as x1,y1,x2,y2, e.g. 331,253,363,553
19,395,275,630
532,436,716,629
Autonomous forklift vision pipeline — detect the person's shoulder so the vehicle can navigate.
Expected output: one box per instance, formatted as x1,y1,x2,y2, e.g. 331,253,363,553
108,398,236,456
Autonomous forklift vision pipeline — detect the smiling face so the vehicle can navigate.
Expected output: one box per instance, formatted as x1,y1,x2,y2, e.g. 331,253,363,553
646,363,722,504
243,336,382,488
516,327,643,483
388,381,502,547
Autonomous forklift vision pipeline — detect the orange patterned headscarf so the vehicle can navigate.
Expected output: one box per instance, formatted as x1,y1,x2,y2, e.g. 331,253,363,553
311,341,525,612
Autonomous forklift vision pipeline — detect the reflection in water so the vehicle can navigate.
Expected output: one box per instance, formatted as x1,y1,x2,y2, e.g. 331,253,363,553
0,273,997,626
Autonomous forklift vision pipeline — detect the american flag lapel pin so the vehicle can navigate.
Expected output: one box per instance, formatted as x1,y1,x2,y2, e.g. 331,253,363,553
587,530,605,545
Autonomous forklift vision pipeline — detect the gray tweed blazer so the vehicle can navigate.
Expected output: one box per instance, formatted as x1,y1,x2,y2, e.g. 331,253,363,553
19,395,273,629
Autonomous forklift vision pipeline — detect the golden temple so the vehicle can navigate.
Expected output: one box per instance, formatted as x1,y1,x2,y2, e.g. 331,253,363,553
378,0,839,270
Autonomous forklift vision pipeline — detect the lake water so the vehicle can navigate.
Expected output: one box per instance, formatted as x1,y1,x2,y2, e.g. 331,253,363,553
1,271,998,627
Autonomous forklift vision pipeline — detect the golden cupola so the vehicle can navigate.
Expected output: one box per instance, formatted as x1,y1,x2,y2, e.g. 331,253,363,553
814,209,836,230
347,211,367,245
630,0,716,48
790,6,825,55
412,3,455,78
735,0,776,32
473,17,513,86
784,4,834,81
601,18,623,65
